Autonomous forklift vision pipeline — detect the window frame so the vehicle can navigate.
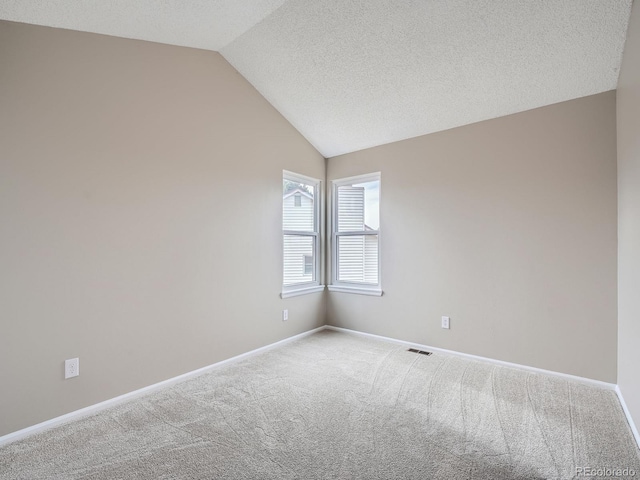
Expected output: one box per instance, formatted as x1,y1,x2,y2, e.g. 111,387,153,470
329,172,382,296
281,170,324,298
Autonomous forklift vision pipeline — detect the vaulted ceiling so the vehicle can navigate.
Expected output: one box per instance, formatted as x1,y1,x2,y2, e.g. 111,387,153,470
0,1,632,157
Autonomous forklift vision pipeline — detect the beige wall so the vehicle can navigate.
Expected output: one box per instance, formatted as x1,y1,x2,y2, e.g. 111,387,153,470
618,0,640,435
327,92,618,383
0,16,628,439
0,21,325,436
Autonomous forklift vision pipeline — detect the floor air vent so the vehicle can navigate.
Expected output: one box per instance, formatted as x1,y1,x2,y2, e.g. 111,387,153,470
408,348,433,356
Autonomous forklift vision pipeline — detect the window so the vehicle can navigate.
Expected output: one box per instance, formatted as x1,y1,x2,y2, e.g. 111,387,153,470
329,172,381,295
282,171,323,298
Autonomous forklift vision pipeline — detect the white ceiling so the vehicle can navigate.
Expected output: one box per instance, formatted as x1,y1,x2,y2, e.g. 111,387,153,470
1,1,633,157
0,0,289,51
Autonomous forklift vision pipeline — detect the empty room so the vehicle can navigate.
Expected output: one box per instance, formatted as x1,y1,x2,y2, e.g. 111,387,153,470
1,1,640,478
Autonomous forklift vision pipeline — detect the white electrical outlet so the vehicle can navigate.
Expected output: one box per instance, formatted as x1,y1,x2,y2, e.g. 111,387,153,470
65,358,79,379
282,309,289,321
441,316,450,329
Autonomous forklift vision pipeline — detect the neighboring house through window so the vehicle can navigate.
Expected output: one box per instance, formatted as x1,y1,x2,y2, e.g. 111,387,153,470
304,255,313,275
282,171,323,298
329,172,382,296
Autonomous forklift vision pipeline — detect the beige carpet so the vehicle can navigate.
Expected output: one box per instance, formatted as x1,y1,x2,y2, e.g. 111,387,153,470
1,329,639,479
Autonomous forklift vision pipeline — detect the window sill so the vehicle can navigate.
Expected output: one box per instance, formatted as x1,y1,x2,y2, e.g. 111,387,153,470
281,285,326,299
327,285,383,296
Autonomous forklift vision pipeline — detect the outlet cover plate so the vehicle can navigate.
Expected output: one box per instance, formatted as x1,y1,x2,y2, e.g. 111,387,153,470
65,358,79,379
441,316,450,329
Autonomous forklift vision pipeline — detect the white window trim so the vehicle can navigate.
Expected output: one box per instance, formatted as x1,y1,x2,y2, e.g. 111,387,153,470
327,284,382,296
281,285,325,299
329,172,382,296
281,170,324,298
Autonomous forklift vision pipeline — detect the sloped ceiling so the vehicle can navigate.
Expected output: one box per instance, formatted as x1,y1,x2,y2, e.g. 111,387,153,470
0,0,632,157
0,0,289,51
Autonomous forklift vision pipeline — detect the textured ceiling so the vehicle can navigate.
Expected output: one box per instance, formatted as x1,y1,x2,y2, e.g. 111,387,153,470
0,0,288,50
0,1,633,157
222,0,632,157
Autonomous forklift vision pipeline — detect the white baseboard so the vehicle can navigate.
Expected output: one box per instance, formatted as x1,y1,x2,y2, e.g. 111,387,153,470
330,323,636,450
0,326,325,447
615,385,640,449
329,324,640,448
324,325,617,391
4,324,637,451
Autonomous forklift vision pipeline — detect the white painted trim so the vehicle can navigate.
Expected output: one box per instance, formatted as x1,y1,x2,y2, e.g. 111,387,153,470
4,324,633,450
330,172,382,291
327,285,382,296
331,172,381,185
282,230,318,237
0,326,325,447
280,285,325,298
282,170,320,186
324,326,617,391
615,385,640,448
282,170,322,294
327,325,639,451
